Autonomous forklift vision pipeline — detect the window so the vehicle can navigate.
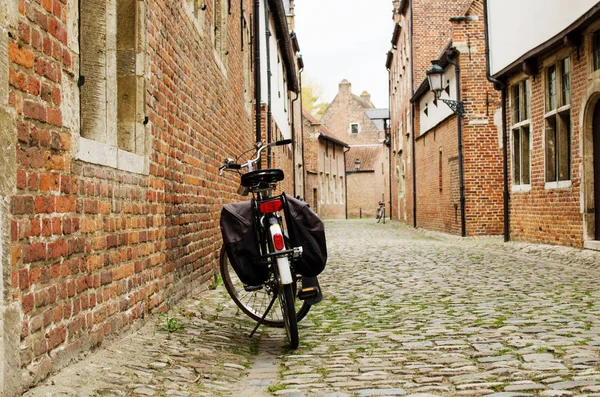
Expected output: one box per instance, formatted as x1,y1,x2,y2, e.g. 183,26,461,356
545,57,571,186
593,30,600,72
511,79,531,188
242,18,252,113
350,123,359,134
339,176,344,204
79,0,147,172
332,176,337,204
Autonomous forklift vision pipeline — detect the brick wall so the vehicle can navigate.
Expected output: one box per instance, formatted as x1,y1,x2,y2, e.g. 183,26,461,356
506,22,600,247
2,0,261,393
391,0,503,237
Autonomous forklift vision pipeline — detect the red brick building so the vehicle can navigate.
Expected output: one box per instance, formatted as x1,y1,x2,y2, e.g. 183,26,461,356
320,80,390,219
388,0,503,236
486,0,600,249
0,0,303,394
302,109,348,219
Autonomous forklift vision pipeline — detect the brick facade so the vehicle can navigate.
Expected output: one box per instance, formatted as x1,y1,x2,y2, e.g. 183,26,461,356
302,109,347,219
389,0,503,236
0,0,303,394
500,17,600,249
320,80,390,219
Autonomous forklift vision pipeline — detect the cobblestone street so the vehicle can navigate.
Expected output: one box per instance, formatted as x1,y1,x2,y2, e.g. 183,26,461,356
24,220,600,397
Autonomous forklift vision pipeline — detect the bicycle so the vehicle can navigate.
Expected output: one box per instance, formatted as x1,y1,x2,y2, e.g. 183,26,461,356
376,201,386,223
218,139,317,349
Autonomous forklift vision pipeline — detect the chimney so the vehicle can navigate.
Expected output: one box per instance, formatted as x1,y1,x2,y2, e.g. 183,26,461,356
360,91,372,105
287,0,295,30
339,79,351,95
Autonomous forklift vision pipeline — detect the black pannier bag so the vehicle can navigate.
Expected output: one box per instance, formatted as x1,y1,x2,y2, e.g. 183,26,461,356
283,194,327,277
220,201,269,286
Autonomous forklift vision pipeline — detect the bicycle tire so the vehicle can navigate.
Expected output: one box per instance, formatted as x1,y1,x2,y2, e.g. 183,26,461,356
279,282,299,349
219,246,311,327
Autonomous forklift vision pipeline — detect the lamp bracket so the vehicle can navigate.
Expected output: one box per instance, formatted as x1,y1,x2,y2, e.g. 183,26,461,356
441,99,464,117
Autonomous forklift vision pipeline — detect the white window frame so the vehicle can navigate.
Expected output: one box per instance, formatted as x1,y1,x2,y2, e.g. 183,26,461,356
543,56,572,190
510,78,532,192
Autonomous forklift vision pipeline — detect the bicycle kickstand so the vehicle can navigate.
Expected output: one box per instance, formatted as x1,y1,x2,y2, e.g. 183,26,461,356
249,294,278,338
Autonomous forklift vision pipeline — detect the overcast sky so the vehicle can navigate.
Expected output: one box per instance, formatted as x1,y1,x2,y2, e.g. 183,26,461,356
294,1,395,109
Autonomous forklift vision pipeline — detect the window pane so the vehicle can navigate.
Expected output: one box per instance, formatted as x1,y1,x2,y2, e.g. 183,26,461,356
523,80,531,120
547,65,557,111
513,129,521,185
594,30,600,71
558,111,571,181
512,84,521,123
545,117,557,182
522,126,530,185
562,58,570,106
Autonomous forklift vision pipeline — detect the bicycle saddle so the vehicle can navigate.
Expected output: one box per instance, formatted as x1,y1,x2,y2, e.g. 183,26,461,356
241,169,284,187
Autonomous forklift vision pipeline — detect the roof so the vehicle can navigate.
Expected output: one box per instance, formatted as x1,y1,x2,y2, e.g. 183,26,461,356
319,133,349,148
345,146,382,172
365,108,390,120
366,108,390,132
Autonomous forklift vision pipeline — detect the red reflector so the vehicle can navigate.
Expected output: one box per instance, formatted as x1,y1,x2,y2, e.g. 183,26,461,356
259,199,283,213
273,233,285,250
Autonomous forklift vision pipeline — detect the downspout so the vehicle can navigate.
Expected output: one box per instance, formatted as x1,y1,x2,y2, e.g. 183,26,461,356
387,66,393,221
344,147,350,219
483,0,509,242
264,2,273,168
410,0,417,228
254,0,262,152
291,68,302,198
446,52,466,237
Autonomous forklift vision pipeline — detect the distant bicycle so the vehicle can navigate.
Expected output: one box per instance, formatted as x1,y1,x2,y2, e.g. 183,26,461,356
375,201,386,223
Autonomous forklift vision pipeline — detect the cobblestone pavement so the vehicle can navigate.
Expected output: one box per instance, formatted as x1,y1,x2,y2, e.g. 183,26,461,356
24,220,600,397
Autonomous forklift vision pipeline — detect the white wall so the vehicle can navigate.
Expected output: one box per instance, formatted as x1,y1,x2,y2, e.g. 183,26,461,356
259,1,291,139
487,0,598,76
419,65,456,133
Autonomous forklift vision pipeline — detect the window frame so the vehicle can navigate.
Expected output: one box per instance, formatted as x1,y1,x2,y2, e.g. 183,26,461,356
543,56,572,189
510,78,532,192
350,123,360,134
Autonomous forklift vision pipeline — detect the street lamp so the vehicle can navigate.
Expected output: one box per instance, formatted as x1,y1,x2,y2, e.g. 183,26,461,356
426,60,464,117
354,158,361,171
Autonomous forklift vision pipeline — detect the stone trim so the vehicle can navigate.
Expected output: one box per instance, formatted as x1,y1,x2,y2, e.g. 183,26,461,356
75,135,149,175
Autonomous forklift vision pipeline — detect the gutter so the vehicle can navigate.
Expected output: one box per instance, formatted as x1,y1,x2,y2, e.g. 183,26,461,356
267,0,299,93
483,0,509,242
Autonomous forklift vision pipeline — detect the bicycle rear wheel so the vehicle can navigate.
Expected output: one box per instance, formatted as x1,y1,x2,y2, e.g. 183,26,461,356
219,246,311,327
279,282,299,349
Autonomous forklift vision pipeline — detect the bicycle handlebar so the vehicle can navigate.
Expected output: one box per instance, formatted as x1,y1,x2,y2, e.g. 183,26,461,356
219,139,292,174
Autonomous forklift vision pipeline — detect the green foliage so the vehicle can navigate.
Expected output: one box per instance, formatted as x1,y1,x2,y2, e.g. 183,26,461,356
157,315,185,333
302,76,330,118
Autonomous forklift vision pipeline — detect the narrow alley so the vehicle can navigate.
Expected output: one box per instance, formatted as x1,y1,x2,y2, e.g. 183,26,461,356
24,220,600,397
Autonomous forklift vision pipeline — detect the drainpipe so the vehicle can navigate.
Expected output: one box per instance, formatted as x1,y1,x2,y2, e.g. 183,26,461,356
410,0,417,228
291,67,302,198
264,2,273,168
446,52,466,237
387,64,393,221
483,0,509,242
254,0,262,152
343,147,350,219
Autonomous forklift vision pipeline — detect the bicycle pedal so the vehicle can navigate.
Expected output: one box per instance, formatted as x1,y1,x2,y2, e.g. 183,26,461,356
244,284,264,292
298,287,318,300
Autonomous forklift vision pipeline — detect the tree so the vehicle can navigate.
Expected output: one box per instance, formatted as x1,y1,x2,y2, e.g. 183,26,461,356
301,77,330,119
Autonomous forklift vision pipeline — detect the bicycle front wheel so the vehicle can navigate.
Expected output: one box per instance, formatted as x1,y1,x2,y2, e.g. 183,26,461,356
219,246,311,327
279,282,299,349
